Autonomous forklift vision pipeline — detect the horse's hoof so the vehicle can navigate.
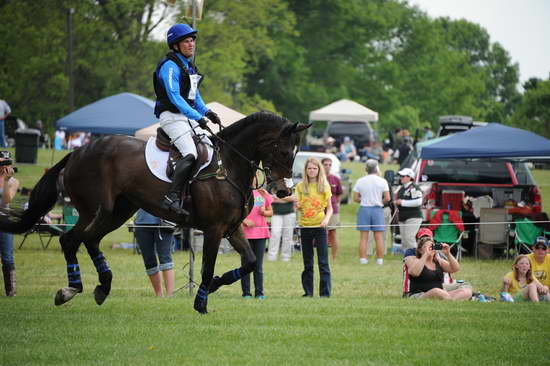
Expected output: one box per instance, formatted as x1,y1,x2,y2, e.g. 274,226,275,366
193,297,208,314
94,286,108,305
54,287,80,306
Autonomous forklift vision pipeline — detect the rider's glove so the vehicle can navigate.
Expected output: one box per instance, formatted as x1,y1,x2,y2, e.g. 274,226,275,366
197,118,209,129
205,110,222,125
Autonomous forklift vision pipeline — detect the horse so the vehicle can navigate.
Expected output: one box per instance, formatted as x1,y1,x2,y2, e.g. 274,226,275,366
0,111,310,314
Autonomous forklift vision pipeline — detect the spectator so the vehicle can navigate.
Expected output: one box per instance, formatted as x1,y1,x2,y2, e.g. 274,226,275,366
395,168,423,250
241,179,273,299
338,136,357,162
501,255,549,302
134,209,175,297
321,157,343,261
267,193,296,262
422,126,434,141
353,159,390,265
527,237,550,290
395,136,413,166
54,130,66,150
0,152,19,296
404,236,472,300
295,157,332,297
0,99,11,148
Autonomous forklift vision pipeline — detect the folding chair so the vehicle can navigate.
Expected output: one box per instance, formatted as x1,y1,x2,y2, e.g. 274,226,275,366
511,217,543,254
18,217,64,250
429,210,465,261
62,203,79,232
474,208,510,259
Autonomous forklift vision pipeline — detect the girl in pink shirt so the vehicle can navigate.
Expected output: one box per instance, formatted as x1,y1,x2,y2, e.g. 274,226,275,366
241,180,273,299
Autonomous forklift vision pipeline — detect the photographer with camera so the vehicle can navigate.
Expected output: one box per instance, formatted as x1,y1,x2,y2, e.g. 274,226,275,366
0,151,19,296
404,234,471,300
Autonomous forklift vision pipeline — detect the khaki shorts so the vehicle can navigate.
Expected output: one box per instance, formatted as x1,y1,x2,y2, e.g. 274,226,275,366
328,213,340,229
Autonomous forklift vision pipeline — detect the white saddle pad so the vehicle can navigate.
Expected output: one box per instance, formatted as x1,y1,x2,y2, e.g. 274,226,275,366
145,137,213,183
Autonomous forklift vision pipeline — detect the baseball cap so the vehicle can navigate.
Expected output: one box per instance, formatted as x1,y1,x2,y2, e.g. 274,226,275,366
416,228,433,239
398,168,415,178
534,236,548,249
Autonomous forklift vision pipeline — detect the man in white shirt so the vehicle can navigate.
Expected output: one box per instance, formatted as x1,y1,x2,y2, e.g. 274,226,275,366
353,159,390,265
0,99,11,148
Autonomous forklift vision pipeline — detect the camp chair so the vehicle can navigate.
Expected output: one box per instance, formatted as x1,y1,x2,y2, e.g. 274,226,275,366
62,203,79,232
18,216,64,250
474,208,510,259
429,210,465,261
510,217,545,254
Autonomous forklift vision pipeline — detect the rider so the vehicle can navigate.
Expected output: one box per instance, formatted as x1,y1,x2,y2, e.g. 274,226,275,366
153,23,221,215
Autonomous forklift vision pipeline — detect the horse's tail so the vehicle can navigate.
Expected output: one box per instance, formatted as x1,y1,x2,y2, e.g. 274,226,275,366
0,153,72,234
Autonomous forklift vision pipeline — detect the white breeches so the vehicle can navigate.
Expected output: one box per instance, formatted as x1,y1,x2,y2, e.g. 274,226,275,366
159,111,211,158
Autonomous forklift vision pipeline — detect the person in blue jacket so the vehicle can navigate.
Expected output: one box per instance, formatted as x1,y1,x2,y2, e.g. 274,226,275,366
153,23,222,215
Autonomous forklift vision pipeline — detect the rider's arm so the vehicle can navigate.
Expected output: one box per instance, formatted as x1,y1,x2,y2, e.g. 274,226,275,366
158,61,203,121
193,89,209,116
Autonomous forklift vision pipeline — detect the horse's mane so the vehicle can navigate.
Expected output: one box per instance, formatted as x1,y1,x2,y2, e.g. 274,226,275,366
217,111,290,141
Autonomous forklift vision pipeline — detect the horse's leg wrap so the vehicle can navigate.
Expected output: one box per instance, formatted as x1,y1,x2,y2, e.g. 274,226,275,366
193,285,209,314
209,267,247,294
92,252,112,305
67,264,83,292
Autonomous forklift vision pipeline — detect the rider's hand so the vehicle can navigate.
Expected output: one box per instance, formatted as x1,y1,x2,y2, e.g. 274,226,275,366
197,118,209,129
205,110,222,125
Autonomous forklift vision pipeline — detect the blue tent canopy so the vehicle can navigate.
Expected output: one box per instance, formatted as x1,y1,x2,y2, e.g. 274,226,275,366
420,123,550,160
56,92,158,135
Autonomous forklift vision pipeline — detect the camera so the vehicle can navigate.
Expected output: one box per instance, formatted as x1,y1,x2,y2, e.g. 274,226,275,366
432,243,443,250
0,151,17,172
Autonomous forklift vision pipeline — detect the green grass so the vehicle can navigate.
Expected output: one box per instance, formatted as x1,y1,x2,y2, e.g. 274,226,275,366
1,149,549,365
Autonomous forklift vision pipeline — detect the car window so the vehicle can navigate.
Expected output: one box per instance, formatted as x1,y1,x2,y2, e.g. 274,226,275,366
420,160,514,184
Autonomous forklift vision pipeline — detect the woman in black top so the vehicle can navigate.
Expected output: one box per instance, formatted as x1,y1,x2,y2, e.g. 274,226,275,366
404,236,472,300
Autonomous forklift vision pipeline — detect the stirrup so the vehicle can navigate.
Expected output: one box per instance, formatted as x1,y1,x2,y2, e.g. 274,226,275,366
163,195,190,216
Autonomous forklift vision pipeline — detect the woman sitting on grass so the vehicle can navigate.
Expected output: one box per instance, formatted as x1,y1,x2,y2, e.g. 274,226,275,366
404,236,472,300
501,255,549,303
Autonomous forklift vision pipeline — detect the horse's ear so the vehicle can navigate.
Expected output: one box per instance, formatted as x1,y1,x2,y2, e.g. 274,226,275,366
295,123,312,132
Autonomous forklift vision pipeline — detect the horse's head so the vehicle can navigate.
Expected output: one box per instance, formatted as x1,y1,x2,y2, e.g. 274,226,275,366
262,121,311,198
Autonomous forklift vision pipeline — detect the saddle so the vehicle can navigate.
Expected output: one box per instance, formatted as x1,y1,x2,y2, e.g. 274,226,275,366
155,128,210,213
155,127,209,179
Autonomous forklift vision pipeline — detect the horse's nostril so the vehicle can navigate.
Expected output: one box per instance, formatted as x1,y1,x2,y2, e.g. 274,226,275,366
276,189,290,198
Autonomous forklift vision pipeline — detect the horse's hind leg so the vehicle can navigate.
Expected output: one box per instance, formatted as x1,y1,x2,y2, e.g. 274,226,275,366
83,198,137,305
209,227,256,294
55,228,85,305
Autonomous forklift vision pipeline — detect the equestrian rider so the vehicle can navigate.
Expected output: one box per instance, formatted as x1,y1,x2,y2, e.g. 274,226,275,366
153,23,221,215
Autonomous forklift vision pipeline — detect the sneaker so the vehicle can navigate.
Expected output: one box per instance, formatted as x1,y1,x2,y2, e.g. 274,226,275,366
376,258,384,265
242,295,253,299
256,295,266,300
359,258,368,264
281,257,290,262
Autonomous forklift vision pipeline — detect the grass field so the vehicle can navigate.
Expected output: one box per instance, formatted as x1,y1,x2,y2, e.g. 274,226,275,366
1,149,549,365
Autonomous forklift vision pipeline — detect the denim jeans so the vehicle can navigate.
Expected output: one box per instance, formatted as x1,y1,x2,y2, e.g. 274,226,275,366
0,231,14,266
241,238,266,297
300,227,331,297
135,227,174,275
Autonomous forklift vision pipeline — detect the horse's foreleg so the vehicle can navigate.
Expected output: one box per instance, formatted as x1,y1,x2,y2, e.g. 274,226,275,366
209,227,256,294
86,243,112,305
193,231,222,314
55,231,83,306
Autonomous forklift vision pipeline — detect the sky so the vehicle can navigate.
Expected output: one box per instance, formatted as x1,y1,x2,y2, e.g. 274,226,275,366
408,0,550,84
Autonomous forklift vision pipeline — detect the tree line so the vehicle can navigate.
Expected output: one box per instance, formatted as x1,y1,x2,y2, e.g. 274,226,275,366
0,0,548,137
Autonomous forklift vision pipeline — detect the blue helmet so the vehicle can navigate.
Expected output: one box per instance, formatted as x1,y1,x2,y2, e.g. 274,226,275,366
166,24,197,48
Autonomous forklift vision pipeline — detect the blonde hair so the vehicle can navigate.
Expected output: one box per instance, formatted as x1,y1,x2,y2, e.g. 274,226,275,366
512,255,534,284
302,157,327,194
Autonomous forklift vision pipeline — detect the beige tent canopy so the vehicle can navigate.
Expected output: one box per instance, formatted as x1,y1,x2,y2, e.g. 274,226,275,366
134,101,246,141
308,99,378,123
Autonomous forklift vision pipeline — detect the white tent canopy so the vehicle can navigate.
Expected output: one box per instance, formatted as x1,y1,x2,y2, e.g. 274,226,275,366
134,102,246,141
309,99,378,123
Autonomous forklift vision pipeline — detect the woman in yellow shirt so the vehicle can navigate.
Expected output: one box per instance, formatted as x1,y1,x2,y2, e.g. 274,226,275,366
295,158,333,297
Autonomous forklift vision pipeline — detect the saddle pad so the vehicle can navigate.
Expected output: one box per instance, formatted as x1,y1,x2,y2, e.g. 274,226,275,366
145,137,213,183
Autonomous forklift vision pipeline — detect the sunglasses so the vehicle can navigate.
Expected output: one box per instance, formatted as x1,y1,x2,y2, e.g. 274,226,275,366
534,245,547,250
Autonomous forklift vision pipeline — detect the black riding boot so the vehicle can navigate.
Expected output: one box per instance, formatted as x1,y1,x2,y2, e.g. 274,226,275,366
163,154,196,215
2,264,16,297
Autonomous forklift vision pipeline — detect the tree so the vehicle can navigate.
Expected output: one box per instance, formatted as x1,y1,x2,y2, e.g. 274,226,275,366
510,76,550,138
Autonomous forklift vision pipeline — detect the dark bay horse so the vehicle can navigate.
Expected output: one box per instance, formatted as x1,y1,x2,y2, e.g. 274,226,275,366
0,111,309,314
